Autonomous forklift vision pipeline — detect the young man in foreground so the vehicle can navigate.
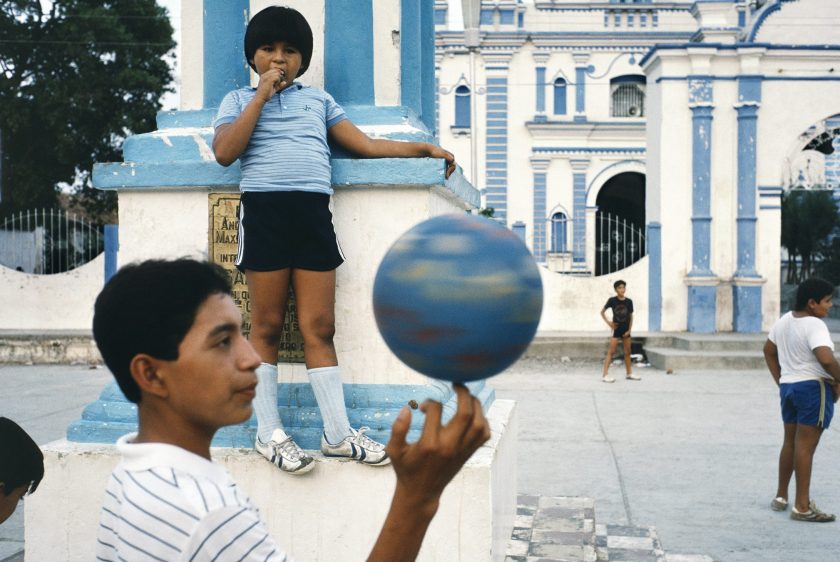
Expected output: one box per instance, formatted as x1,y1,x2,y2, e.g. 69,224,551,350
92,259,490,560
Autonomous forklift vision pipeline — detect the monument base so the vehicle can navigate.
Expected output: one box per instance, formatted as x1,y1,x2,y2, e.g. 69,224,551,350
26,399,516,561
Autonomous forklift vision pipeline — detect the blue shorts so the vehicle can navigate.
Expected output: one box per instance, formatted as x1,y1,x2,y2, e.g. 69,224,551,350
780,379,835,429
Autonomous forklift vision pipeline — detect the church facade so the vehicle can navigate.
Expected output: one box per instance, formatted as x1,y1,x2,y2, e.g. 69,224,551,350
434,0,840,332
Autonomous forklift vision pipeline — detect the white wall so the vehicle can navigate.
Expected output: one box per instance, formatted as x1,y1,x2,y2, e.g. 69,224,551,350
0,256,104,331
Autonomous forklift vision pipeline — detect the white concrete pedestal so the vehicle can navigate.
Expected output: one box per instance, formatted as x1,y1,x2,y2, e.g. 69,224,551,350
26,400,516,562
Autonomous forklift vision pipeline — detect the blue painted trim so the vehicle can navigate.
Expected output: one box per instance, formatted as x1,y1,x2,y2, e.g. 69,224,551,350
575,66,586,117
326,0,375,106
533,172,547,261
573,172,587,264
93,159,479,208
647,222,661,331
104,225,118,283
536,66,546,114
735,85,760,278
687,285,716,333
553,79,567,115
639,41,840,67
68,382,496,449
157,109,217,129
733,285,762,333
534,147,645,154
420,0,437,134
202,0,250,108
746,0,787,42
690,105,714,275
658,75,840,83
486,75,509,220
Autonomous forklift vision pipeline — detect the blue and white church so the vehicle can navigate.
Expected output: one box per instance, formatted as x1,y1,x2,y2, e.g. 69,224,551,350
435,0,840,333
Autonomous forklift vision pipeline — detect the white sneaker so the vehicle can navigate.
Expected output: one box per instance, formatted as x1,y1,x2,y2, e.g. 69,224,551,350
255,429,315,475
321,427,390,466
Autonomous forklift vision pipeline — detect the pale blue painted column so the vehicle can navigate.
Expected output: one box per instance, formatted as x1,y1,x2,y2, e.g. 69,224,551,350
687,77,716,333
647,222,661,331
531,158,549,262
535,66,546,119
327,0,375,106
573,53,589,123
104,224,118,283
420,0,436,135
733,75,763,332
484,56,511,220
571,159,589,267
203,0,250,108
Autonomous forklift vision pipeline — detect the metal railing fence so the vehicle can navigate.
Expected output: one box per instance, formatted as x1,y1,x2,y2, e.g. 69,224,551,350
595,212,646,276
0,209,104,274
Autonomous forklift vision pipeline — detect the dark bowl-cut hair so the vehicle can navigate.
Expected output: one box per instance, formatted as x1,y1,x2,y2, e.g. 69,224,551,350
794,277,836,310
93,259,233,404
0,418,44,496
244,6,313,77
613,279,626,290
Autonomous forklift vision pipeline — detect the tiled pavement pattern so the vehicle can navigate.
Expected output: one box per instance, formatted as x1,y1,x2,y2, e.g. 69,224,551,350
506,495,714,562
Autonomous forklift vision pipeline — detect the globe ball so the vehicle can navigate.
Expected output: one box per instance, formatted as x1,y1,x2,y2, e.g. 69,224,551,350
372,213,543,383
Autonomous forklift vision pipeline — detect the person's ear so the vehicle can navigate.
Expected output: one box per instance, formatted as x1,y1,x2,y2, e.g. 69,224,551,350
129,354,170,399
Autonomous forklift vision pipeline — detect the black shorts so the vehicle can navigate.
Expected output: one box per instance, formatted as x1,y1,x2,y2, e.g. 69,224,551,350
236,191,345,272
613,322,630,338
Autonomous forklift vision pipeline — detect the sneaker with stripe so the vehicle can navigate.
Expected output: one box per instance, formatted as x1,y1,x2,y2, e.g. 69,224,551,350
255,429,315,475
320,427,390,466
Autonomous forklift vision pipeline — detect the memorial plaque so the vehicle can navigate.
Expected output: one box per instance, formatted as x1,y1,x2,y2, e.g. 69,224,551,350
209,193,305,363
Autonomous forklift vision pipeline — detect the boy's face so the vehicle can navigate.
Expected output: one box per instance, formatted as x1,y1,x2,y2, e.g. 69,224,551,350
615,284,626,297
0,483,28,524
808,295,833,318
154,293,260,434
251,41,303,85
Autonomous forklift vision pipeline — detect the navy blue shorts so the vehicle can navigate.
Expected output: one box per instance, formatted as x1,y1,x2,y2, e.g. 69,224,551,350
780,379,834,429
613,322,630,339
236,191,345,272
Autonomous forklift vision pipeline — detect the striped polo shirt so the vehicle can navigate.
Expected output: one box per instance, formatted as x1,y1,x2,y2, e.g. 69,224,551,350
214,83,347,195
96,434,290,561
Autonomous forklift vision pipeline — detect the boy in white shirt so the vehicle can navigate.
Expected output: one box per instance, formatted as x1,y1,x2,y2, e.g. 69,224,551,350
93,259,490,560
764,277,840,522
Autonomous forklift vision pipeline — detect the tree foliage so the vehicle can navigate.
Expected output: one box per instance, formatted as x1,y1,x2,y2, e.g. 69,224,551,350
781,188,838,283
0,0,174,222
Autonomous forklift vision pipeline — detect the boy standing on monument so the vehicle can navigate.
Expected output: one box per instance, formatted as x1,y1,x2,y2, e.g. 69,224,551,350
600,280,640,383
93,259,490,560
213,6,457,474
764,277,840,522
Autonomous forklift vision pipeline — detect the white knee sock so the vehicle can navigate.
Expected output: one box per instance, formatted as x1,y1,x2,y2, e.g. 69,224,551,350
307,366,352,444
254,362,282,443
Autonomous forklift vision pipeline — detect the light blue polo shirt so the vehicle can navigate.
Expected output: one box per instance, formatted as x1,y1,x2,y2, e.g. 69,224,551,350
214,83,347,194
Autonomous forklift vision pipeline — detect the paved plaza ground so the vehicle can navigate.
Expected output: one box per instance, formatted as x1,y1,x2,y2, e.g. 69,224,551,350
1,358,839,561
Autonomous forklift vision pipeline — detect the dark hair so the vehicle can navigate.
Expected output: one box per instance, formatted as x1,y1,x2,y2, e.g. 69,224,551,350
0,418,44,496
613,280,626,290
794,277,835,310
244,6,313,77
93,259,232,403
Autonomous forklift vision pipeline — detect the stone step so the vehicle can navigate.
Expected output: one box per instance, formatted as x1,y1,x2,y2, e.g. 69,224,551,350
670,334,767,352
645,347,766,371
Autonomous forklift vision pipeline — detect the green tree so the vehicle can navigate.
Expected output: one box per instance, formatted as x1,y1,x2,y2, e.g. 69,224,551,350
781,188,838,283
0,0,174,222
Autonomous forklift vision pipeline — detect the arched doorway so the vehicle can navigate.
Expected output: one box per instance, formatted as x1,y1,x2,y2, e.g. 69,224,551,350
595,172,646,276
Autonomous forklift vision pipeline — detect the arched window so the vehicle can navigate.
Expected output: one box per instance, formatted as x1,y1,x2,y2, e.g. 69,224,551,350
553,78,567,115
455,85,471,128
610,75,645,117
551,212,568,252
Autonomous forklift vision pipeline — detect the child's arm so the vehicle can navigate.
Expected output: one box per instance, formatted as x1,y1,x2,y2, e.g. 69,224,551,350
600,307,614,329
763,339,782,386
328,120,457,179
212,69,287,166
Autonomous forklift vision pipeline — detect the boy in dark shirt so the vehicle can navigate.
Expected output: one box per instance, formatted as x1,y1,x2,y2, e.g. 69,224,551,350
600,280,640,382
